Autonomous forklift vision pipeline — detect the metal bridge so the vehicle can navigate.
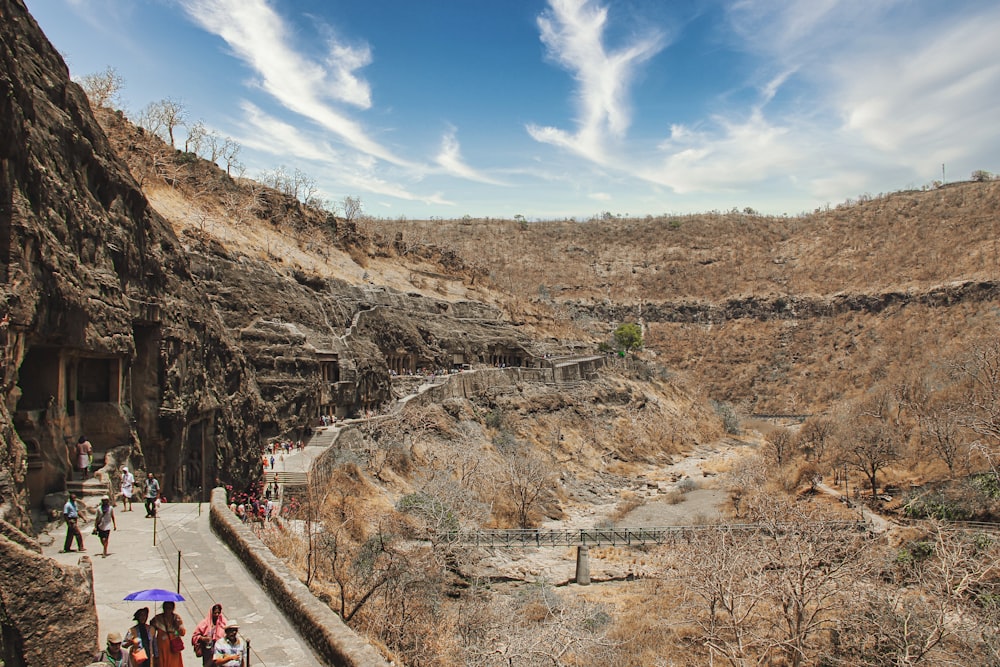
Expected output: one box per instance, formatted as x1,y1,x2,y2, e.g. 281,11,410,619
442,521,869,548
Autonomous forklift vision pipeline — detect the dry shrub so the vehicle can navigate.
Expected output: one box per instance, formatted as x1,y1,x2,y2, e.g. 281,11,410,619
611,492,646,522
663,489,685,505
347,244,368,268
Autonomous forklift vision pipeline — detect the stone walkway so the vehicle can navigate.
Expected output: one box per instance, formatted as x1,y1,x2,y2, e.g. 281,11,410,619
42,497,324,666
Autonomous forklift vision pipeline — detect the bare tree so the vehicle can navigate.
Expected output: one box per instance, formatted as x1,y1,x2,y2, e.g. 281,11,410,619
765,427,794,465
341,195,363,223
138,98,186,148
670,502,874,667
77,66,123,108
835,393,906,497
797,416,836,462
460,587,619,666
221,138,242,176
500,449,552,528
916,395,971,477
959,340,1000,484
184,120,206,155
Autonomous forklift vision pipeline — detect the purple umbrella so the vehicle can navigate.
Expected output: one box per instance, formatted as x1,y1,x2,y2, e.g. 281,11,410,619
123,588,185,602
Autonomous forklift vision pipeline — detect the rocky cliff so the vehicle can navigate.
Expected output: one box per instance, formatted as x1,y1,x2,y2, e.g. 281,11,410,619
0,1,567,661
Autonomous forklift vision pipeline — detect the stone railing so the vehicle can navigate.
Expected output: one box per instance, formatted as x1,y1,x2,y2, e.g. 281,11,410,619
208,488,389,667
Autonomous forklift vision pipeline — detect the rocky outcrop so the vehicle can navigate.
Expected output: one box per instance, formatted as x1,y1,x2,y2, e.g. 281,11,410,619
0,0,264,519
0,519,97,667
569,280,1000,324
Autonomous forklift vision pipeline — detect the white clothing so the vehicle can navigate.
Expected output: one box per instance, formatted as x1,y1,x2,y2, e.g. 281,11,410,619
121,470,135,498
97,504,115,531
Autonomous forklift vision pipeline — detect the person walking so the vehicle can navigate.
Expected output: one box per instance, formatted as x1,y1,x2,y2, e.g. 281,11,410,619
190,603,227,666
94,494,117,557
211,621,245,667
93,632,126,666
124,607,153,667
150,600,186,667
144,472,160,518
60,492,85,553
120,466,135,511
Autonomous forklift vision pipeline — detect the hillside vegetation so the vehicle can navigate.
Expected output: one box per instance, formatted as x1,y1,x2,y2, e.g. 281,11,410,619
90,91,1000,666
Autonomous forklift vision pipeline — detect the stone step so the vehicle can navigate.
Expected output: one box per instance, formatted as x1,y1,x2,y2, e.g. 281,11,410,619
66,477,113,501
262,471,308,485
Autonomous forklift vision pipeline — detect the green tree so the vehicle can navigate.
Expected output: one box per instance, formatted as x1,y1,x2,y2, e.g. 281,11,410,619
613,322,643,357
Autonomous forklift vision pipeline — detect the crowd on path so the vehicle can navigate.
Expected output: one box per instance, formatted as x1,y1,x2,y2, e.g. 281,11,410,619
58,432,319,666
87,602,247,667
61,469,163,558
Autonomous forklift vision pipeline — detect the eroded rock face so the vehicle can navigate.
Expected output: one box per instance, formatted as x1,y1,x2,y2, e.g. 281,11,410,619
0,519,97,667
0,3,544,658
0,0,263,518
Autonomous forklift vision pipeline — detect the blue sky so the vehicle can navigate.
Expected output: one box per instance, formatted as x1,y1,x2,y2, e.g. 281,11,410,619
29,0,1000,220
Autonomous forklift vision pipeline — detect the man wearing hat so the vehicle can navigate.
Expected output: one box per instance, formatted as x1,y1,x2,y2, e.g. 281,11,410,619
93,631,125,666
120,465,135,511
212,621,245,667
94,494,117,557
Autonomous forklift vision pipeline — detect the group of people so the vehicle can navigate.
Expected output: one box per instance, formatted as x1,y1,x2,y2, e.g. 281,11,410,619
91,603,246,667
61,469,162,558
61,493,116,557
227,483,275,525
118,466,160,517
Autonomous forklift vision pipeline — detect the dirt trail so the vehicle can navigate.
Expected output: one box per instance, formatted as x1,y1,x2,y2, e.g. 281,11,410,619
480,438,756,584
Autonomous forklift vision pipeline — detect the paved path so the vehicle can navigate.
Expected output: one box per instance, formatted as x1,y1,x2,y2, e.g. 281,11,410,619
42,501,324,667
816,481,893,533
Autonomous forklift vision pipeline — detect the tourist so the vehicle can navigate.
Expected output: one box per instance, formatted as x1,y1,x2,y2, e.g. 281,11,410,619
60,492,85,553
144,472,160,518
150,600,186,667
191,603,227,667
94,494,117,557
76,435,93,480
212,621,245,667
93,632,126,666
120,466,135,511
123,607,153,667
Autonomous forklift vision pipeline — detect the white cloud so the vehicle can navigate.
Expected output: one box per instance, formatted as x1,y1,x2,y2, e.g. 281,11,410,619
179,0,410,167
229,102,449,206
645,110,801,193
832,11,1000,169
434,129,508,186
236,101,339,162
527,0,666,162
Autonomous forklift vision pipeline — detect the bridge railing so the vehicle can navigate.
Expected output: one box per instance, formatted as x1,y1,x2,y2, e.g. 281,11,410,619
442,521,868,548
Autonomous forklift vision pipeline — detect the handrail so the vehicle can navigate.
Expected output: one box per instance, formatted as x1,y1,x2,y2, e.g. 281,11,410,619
441,521,869,548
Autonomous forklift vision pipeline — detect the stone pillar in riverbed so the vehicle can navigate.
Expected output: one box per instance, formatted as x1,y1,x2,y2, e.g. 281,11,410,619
575,545,590,585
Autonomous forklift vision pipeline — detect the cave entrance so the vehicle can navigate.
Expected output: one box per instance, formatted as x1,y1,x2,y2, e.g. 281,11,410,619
182,417,215,501
385,353,415,375
130,322,161,467
15,346,59,412
320,358,340,382
14,346,129,504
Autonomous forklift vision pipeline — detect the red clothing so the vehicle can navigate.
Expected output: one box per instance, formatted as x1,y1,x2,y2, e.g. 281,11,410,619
191,609,228,663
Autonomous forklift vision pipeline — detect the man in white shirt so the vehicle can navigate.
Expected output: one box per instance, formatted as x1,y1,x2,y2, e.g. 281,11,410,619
212,621,245,666
120,466,135,511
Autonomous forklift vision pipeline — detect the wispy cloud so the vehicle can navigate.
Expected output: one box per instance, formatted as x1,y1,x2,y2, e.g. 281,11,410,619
529,0,1000,204
831,10,1000,169
435,128,508,185
179,0,410,167
231,102,449,206
527,0,666,162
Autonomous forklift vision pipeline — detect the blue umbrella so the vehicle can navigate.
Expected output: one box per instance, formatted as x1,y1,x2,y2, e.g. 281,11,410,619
123,588,185,602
